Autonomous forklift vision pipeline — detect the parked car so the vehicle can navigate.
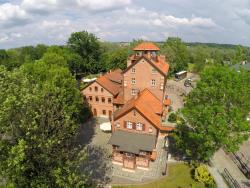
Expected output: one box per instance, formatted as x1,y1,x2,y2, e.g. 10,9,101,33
174,71,187,81
184,78,193,87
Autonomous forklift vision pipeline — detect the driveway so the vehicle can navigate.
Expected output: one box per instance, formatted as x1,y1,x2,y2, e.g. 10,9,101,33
166,73,199,111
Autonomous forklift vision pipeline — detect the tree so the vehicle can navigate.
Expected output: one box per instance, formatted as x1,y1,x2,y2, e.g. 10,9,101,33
68,31,102,74
0,62,90,187
162,37,190,75
102,48,128,71
190,47,210,73
173,66,250,161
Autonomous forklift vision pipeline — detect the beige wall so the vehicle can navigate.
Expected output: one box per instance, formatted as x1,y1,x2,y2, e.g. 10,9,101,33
113,108,158,136
123,58,166,102
81,82,114,118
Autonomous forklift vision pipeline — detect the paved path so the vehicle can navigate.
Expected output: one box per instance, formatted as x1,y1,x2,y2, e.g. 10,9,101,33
211,149,250,188
207,166,228,188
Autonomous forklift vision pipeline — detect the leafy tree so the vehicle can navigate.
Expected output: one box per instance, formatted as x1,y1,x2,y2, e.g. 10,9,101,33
162,37,190,75
0,62,90,187
68,31,102,74
190,47,209,73
233,45,245,64
194,165,214,186
102,47,128,70
173,66,250,161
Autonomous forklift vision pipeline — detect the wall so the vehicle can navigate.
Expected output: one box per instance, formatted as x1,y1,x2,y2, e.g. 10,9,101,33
123,58,166,102
81,82,114,118
113,108,158,136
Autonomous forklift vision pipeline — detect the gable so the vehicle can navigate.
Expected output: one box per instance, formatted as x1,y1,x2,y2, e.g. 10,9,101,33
123,56,168,76
81,81,113,97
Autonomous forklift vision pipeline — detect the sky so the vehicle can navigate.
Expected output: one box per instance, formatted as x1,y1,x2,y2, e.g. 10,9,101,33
1,0,250,48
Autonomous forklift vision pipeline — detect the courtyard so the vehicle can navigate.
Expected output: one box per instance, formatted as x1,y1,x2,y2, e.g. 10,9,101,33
78,117,173,186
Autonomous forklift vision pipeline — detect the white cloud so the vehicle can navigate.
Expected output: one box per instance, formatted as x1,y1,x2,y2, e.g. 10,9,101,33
0,3,29,27
76,0,131,11
21,0,58,13
122,7,216,28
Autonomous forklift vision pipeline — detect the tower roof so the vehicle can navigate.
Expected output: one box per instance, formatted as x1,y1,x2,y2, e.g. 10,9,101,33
133,42,160,51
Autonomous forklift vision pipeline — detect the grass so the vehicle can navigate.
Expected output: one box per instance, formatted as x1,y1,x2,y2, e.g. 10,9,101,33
112,163,206,188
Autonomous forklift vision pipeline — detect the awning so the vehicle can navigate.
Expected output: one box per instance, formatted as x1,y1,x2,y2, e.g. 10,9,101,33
108,130,156,154
100,122,111,131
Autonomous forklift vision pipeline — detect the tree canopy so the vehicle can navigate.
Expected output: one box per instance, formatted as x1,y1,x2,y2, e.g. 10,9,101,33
0,60,90,187
173,66,250,161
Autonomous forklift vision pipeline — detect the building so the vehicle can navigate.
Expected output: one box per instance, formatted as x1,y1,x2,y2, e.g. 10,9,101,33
81,42,174,170
231,60,250,72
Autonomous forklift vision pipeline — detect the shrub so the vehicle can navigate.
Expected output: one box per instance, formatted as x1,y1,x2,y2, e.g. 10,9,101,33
194,165,214,186
168,113,177,123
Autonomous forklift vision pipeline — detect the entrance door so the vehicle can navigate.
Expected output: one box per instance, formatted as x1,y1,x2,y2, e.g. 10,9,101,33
93,108,97,116
123,153,135,169
109,110,112,121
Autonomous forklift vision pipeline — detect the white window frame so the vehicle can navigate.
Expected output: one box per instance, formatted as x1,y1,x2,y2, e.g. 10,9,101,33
139,151,147,156
116,122,120,128
132,67,136,73
126,121,133,129
151,79,156,86
131,78,136,85
131,89,137,96
136,122,143,131
149,127,153,133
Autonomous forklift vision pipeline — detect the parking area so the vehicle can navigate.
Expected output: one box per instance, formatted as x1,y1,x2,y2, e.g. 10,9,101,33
166,73,199,111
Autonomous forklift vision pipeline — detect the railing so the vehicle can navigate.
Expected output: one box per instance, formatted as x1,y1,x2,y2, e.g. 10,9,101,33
222,168,241,188
231,153,250,179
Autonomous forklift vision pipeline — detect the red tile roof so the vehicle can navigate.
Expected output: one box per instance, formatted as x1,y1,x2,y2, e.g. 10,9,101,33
133,42,160,51
95,69,123,96
114,89,174,131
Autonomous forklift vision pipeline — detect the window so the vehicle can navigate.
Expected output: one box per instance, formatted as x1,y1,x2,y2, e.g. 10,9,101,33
102,97,105,103
160,83,164,90
136,123,143,131
95,86,98,91
139,151,147,156
131,89,137,96
95,96,99,102
108,98,112,104
126,121,133,129
101,88,104,92
116,122,120,128
132,67,136,73
89,87,92,91
149,127,153,133
102,110,106,115
89,96,92,101
151,79,156,86
131,78,136,85
152,68,157,74
125,152,133,157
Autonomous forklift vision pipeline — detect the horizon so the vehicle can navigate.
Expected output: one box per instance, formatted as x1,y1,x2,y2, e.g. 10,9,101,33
1,0,250,49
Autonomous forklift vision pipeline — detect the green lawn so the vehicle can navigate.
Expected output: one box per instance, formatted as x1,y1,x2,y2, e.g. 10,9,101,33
113,163,206,188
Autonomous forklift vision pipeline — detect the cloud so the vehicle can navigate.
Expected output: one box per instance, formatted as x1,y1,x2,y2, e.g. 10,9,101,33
76,0,131,12
0,3,29,28
122,7,216,29
236,9,250,25
21,0,58,14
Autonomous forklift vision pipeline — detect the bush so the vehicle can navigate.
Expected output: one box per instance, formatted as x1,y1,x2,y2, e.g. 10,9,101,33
194,165,214,186
168,113,177,123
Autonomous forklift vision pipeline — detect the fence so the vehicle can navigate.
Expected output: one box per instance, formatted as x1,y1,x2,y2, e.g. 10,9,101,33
222,168,241,188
